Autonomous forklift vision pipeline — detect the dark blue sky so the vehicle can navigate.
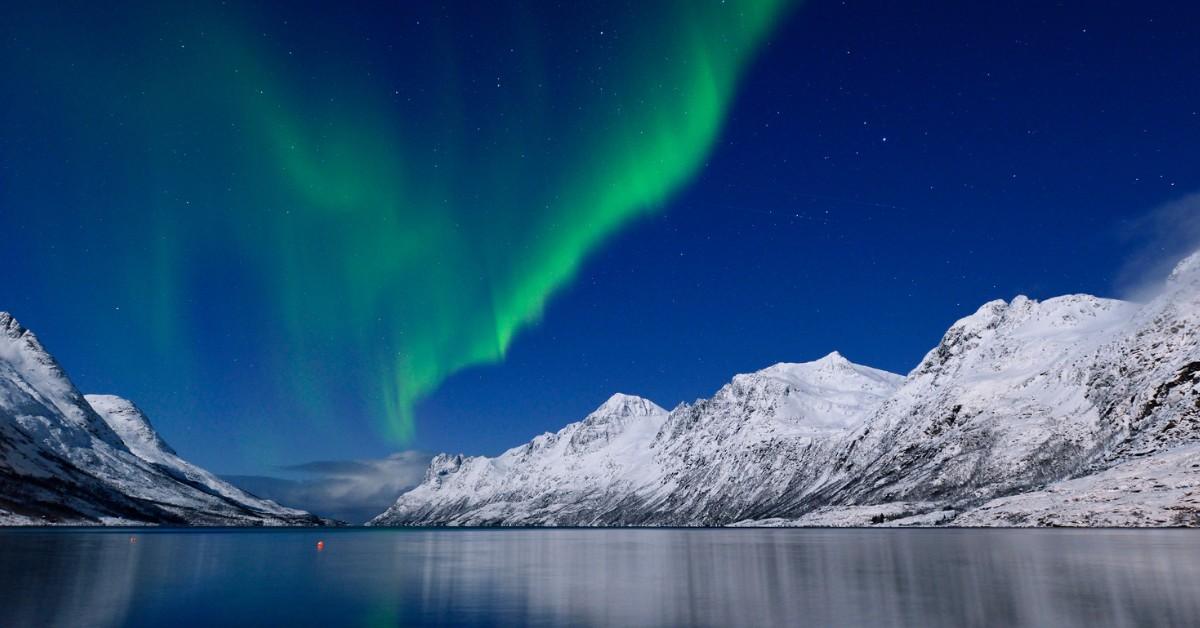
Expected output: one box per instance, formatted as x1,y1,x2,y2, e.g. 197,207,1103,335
420,0,1200,457
3,0,1199,475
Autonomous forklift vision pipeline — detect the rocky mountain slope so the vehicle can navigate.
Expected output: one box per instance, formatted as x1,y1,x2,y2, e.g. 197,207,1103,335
0,312,324,525
795,251,1200,525
372,252,1200,527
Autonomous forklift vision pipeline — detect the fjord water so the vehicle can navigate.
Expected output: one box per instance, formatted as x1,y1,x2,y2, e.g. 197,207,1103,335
1,529,1197,627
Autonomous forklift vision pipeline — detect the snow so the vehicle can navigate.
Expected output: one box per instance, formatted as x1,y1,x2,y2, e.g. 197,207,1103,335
0,312,325,526
0,508,43,526
955,444,1200,527
732,502,947,527
86,394,313,518
371,392,672,525
371,353,905,526
374,249,1200,528
5,246,1199,528
1169,250,1200,284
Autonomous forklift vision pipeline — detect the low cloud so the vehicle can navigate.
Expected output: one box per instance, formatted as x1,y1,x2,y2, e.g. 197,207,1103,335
1116,192,1200,298
226,451,431,524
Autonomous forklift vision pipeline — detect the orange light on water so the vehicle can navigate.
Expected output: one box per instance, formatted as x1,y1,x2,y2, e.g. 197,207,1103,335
316,540,325,551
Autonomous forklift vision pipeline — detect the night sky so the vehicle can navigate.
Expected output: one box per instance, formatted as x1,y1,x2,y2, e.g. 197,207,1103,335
3,1,1199,478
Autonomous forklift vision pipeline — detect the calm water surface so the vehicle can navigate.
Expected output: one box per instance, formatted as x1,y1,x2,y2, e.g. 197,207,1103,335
0,528,1197,627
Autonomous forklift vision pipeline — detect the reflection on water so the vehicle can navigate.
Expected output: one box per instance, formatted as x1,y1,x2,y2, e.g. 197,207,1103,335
0,528,1197,627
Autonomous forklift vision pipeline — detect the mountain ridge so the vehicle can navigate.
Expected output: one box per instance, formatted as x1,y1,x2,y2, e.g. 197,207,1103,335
371,352,905,525
371,251,1200,527
0,312,328,526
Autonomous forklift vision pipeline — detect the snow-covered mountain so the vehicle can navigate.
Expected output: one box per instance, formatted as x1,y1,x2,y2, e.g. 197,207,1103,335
0,312,325,525
373,251,1200,527
811,294,1139,508
795,251,1200,526
370,392,670,525
370,353,904,525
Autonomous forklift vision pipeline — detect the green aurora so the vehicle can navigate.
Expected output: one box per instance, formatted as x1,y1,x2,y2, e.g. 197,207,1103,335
3,1,794,442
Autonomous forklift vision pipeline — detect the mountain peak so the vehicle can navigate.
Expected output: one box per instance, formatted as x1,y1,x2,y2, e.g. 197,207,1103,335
0,317,323,524
0,311,116,447
814,350,850,366
0,311,50,358
85,394,177,458
756,351,901,387
593,393,665,418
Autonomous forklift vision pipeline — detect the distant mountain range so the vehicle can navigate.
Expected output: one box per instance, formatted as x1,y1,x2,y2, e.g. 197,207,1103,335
0,312,326,525
370,251,1200,527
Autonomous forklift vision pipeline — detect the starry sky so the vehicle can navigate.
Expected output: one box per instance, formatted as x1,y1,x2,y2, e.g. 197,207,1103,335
3,1,1199,478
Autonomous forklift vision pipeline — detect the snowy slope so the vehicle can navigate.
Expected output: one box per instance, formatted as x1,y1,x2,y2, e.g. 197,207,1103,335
374,251,1200,527
812,294,1139,507
85,394,315,521
635,352,903,524
0,312,324,525
370,354,903,525
370,393,670,525
797,252,1200,523
955,444,1200,526
1083,251,1200,465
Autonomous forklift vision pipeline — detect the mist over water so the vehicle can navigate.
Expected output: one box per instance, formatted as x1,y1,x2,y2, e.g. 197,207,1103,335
1,528,1197,627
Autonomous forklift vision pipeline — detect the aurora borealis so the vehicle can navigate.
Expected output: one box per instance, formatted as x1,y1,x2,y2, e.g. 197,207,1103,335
4,1,1200,476
3,1,792,442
